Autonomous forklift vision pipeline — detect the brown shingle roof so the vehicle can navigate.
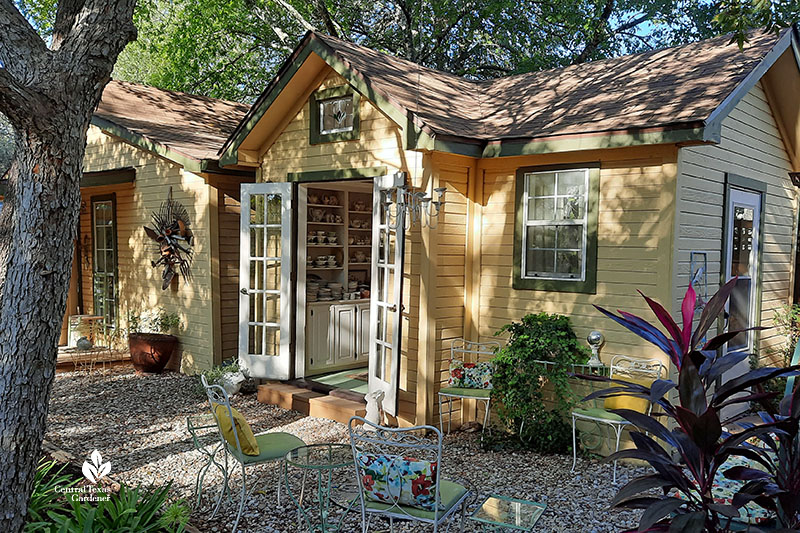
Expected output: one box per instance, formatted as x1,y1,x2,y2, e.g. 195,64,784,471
313,29,787,141
95,80,250,161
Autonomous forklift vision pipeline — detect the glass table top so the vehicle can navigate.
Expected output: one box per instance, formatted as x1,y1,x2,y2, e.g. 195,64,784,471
285,443,353,470
470,495,546,531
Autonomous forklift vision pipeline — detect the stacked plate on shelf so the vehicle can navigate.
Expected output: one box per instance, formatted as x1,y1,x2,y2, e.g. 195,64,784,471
307,281,319,302
328,282,343,300
318,287,333,301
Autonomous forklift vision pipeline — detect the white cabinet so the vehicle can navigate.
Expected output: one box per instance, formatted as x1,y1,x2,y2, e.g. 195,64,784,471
330,304,357,364
307,304,331,371
305,300,371,374
356,303,370,361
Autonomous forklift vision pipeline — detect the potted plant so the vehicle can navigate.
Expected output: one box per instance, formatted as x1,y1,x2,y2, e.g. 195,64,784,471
127,308,182,374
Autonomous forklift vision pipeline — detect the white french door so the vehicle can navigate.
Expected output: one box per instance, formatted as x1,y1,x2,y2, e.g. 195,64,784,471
721,187,761,416
369,175,406,416
239,183,293,380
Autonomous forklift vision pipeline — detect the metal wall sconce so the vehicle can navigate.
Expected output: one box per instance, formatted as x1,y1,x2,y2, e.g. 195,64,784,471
382,171,446,230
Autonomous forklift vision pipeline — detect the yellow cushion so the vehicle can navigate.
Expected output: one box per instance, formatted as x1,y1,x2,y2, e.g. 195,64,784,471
213,404,260,456
603,377,653,414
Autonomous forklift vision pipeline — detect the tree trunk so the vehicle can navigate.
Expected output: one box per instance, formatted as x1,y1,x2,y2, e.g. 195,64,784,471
0,117,87,531
0,2,137,529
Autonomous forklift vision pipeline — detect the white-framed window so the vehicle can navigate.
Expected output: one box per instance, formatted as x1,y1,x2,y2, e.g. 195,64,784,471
319,96,354,135
521,168,589,281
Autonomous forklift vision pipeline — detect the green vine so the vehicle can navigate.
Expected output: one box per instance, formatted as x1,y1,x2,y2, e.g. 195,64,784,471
491,312,590,454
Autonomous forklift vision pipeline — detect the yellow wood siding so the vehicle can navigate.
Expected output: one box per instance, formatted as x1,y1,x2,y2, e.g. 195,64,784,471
475,146,678,368
676,81,797,364
80,125,217,372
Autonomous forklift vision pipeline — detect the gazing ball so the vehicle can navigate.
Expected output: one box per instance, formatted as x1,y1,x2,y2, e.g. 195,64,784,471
587,330,605,348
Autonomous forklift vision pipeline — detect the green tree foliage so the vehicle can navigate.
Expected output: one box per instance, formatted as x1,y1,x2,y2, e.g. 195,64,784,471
13,0,798,102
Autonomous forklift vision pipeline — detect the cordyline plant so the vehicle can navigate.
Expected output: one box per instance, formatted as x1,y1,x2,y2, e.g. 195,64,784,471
580,278,800,532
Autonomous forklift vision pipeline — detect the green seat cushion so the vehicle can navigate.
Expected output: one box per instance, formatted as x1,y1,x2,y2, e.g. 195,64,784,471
439,387,491,399
227,432,305,464
364,479,468,520
572,407,625,423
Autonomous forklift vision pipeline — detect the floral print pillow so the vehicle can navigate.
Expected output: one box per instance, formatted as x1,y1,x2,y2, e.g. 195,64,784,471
356,452,440,511
448,359,493,389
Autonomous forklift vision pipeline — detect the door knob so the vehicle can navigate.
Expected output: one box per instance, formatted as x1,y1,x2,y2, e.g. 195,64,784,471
240,288,247,295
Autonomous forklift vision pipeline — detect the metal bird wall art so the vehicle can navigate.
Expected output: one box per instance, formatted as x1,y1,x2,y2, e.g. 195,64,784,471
144,187,194,290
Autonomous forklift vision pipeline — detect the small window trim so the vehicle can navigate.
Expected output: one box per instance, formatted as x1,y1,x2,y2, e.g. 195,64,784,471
309,86,361,145
512,163,600,293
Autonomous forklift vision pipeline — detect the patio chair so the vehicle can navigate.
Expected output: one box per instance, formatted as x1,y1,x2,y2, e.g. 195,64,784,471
570,355,666,484
438,338,500,442
785,337,800,397
201,375,305,533
348,416,471,533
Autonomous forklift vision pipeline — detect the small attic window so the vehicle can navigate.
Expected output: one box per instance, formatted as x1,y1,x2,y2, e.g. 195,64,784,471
309,86,360,144
319,97,353,134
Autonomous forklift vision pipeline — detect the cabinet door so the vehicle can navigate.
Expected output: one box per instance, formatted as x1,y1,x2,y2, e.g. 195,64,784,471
356,303,370,361
330,304,356,365
307,305,331,370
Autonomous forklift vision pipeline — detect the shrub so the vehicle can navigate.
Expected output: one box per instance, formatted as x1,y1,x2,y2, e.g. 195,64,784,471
25,460,79,532
194,358,241,397
128,308,182,335
491,312,590,454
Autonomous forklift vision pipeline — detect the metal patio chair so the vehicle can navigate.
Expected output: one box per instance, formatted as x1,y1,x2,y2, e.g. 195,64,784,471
348,416,471,533
570,355,666,484
438,338,500,442
201,375,305,533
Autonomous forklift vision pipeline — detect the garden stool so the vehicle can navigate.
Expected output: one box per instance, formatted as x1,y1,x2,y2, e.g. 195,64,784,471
438,338,500,442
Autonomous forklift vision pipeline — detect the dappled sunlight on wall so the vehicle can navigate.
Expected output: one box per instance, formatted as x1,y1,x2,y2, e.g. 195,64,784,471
80,126,215,373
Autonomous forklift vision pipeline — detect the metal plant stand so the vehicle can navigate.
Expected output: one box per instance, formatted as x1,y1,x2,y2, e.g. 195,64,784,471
187,414,229,506
284,443,357,532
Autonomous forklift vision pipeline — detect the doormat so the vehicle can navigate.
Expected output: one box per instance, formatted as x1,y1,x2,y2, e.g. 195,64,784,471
347,371,369,382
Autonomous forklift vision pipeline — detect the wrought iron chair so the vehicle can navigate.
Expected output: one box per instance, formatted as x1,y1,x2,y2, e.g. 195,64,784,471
570,355,666,484
201,375,305,533
438,338,500,442
348,416,471,533
785,338,800,397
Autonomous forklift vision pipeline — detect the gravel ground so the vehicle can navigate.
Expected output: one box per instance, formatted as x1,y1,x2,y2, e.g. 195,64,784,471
47,368,645,532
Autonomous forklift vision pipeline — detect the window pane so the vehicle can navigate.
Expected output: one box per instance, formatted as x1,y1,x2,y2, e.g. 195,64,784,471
557,171,586,196
527,173,555,197
728,278,752,349
731,206,754,276
528,197,554,221
527,226,555,248
557,225,583,249
556,251,582,275
266,194,282,224
320,97,354,134
556,196,585,220
525,249,554,275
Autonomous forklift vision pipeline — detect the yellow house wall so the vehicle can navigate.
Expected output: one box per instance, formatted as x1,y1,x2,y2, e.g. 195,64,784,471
675,81,797,365
475,145,679,367
80,125,218,373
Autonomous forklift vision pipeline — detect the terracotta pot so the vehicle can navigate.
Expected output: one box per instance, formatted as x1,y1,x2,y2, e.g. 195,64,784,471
129,333,179,374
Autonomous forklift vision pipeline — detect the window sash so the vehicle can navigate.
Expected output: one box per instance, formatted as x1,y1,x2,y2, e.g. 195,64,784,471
319,97,354,135
521,169,589,281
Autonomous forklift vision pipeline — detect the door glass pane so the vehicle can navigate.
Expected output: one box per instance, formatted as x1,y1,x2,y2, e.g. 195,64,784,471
383,346,392,384
731,205,754,276
266,227,281,257
266,194,282,224
264,327,280,356
265,260,281,291
250,227,264,257
250,194,264,224
728,278,752,349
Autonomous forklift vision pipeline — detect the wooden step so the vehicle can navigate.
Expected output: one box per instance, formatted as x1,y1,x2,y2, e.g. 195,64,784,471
257,383,324,415
308,395,366,425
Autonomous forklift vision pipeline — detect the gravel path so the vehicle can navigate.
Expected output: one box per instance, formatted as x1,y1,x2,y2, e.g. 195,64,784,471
47,369,644,532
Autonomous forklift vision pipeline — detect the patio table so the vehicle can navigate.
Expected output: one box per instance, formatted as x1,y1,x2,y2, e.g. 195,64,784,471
469,494,546,532
284,443,357,532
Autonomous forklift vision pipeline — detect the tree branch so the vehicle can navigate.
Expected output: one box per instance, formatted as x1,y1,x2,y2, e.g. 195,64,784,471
311,0,339,38
275,0,315,32
0,66,52,128
0,0,49,78
52,0,87,49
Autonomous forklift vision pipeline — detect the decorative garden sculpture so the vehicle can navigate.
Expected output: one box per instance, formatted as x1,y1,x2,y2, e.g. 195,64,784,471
144,187,194,290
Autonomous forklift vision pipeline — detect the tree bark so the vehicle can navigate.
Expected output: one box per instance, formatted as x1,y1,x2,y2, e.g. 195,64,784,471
0,2,136,530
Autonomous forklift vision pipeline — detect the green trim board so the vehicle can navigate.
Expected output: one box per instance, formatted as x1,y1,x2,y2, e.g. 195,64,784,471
309,85,361,145
512,163,600,293
81,168,135,188
287,166,387,183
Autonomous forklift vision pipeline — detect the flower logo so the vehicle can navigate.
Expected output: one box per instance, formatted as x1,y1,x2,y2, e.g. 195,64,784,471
82,450,111,484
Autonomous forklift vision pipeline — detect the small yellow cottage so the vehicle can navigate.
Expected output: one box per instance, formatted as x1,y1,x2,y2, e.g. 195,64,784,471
218,27,800,428
65,81,254,373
